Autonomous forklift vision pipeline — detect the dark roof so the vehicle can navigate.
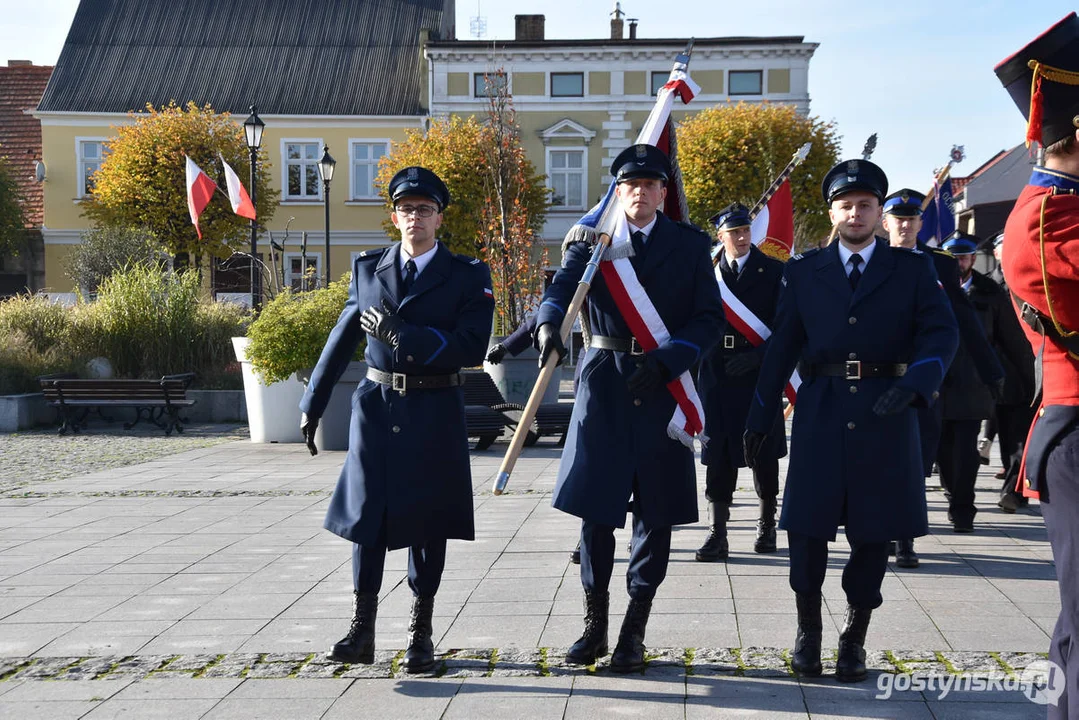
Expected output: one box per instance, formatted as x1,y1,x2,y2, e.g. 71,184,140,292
428,36,809,50
38,0,451,116
0,63,53,227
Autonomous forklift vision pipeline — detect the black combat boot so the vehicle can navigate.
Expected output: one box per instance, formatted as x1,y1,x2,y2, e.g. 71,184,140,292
790,592,823,677
610,598,652,673
565,589,609,664
403,595,437,673
329,591,377,663
895,539,919,568
835,605,873,682
754,496,778,553
695,501,730,561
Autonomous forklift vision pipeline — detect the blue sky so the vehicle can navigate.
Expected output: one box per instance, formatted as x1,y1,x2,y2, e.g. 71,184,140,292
4,0,1073,193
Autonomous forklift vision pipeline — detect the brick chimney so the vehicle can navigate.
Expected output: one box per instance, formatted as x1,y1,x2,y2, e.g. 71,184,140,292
610,1,624,40
515,14,545,41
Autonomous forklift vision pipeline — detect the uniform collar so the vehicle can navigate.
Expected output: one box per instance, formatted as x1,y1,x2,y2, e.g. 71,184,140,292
627,215,658,240
399,241,439,276
1030,166,1079,193
836,237,876,270
723,247,750,274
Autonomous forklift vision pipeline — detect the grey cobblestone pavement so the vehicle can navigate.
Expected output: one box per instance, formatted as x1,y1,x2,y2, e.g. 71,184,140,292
0,425,1060,718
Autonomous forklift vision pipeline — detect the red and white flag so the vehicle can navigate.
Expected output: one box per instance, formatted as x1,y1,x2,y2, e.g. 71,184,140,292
750,179,795,259
220,154,256,220
185,155,217,239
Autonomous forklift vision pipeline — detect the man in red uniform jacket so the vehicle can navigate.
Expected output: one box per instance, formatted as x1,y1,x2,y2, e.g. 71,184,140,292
996,14,1079,718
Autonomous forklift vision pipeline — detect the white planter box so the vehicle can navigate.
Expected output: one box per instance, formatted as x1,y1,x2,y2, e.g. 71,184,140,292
232,336,304,443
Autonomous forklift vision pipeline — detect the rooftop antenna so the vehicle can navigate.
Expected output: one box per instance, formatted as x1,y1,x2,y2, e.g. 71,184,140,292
469,0,487,39
612,1,624,19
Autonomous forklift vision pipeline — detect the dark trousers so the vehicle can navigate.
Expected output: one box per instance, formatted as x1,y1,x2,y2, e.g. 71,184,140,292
352,540,447,597
580,514,672,602
1039,424,1079,720
788,530,890,609
705,456,780,505
937,419,982,524
996,404,1034,471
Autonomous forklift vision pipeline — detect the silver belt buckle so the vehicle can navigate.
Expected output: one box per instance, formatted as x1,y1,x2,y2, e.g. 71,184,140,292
845,360,862,381
391,372,407,393
629,338,644,356
723,335,735,349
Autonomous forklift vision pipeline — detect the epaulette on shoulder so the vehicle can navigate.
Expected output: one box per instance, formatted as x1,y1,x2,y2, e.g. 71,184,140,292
893,246,924,255
453,253,484,266
676,220,711,239
790,248,820,262
932,248,953,257
355,249,381,261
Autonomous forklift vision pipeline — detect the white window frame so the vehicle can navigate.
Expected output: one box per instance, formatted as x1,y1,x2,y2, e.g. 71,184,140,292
281,138,324,201
349,139,391,201
550,72,585,98
545,146,588,211
284,251,321,292
75,136,110,198
650,71,669,97
473,71,508,98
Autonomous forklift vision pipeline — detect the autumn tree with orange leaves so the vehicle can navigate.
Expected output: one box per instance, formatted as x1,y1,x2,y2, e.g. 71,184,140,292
82,101,279,261
677,102,841,251
377,73,549,336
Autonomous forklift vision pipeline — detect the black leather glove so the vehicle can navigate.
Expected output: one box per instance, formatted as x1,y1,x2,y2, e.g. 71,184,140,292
743,430,767,470
724,352,761,377
360,300,404,348
627,355,668,394
536,323,567,368
486,343,508,365
989,377,1006,403
300,412,319,456
872,386,918,416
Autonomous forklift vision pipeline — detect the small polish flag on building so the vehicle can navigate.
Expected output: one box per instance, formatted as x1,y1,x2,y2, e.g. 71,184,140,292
185,155,218,239
220,154,256,220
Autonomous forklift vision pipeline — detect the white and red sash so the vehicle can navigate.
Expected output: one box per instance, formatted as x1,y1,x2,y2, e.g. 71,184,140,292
715,266,801,404
599,213,707,447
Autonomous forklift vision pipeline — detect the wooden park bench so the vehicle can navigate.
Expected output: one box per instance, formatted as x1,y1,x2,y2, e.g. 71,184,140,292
462,370,574,450
38,373,197,436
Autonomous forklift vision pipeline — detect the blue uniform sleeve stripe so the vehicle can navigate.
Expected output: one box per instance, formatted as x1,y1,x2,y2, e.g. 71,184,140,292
425,327,448,364
670,338,701,361
540,299,565,315
908,356,943,375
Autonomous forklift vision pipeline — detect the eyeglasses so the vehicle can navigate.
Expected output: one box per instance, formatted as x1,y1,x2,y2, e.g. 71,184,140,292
394,204,439,218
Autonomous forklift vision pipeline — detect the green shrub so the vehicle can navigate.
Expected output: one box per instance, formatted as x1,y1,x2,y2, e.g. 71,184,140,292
0,293,72,353
69,264,248,379
246,274,360,384
65,225,167,295
0,331,80,394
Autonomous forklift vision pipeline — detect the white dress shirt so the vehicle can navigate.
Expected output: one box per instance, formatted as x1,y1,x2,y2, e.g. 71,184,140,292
836,239,877,277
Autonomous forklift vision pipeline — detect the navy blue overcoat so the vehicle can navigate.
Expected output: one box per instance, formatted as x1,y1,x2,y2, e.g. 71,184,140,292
698,244,787,468
300,242,494,549
747,239,959,543
535,213,725,529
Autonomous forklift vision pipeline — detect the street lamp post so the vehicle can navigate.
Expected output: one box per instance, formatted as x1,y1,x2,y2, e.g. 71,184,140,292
243,106,265,310
317,145,336,287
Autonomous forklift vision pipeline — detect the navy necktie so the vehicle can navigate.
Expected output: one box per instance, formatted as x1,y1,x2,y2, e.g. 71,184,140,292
403,259,417,294
631,230,646,261
848,253,863,291
730,258,739,275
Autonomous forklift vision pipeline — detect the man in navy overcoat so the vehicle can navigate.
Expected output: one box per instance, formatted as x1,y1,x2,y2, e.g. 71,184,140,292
299,167,494,673
745,159,958,683
534,144,725,672
696,202,787,561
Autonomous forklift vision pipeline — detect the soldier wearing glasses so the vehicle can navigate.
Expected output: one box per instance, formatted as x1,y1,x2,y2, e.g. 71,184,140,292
745,159,958,683
300,166,494,674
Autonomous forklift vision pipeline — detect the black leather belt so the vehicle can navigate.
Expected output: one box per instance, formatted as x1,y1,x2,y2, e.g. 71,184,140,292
720,333,754,351
366,368,463,392
592,335,645,356
800,361,907,380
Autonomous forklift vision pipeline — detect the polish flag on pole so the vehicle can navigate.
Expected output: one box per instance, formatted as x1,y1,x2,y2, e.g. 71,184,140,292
220,154,256,220
185,155,217,239
750,179,795,259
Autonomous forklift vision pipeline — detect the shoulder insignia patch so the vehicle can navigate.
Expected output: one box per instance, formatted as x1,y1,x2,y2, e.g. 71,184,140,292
356,249,379,260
